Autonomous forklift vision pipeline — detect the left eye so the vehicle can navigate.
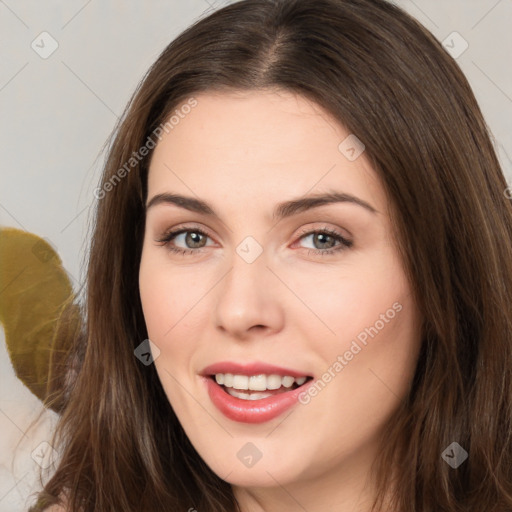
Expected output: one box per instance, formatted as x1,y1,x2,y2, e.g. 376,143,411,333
156,226,353,256
296,229,352,254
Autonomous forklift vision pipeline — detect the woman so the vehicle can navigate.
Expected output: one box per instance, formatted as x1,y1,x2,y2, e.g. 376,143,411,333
31,0,512,510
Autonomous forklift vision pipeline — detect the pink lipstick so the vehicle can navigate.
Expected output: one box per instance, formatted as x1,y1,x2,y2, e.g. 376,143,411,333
201,361,313,424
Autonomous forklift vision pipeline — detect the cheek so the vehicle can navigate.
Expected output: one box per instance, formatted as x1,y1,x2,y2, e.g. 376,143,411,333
138,249,206,340
138,251,200,403
138,267,171,340
280,246,409,355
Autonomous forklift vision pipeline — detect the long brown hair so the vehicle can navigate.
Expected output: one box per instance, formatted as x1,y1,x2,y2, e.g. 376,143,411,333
29,0,512,510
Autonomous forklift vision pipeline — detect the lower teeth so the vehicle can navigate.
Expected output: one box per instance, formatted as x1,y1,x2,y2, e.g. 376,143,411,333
223,383,299,401
226,388,274,400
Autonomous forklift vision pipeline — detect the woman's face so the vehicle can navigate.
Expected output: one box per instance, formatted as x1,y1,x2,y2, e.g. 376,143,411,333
139,89,422,505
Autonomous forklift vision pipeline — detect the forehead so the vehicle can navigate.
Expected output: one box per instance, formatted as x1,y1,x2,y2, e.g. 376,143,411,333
147,89,387,217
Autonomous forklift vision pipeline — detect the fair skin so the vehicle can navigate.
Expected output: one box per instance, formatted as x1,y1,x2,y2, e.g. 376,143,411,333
138,89,423,512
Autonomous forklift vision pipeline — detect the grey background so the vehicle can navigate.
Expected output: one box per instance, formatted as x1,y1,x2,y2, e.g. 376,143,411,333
1,0,511,509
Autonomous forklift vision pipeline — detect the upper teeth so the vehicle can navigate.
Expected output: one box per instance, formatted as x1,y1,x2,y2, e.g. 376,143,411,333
215,373,307,390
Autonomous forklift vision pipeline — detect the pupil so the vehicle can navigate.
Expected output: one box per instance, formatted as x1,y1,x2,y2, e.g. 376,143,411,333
316,233,333,249
187,232,204,248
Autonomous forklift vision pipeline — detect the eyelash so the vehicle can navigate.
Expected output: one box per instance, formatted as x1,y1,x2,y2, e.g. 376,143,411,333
156,225,353,257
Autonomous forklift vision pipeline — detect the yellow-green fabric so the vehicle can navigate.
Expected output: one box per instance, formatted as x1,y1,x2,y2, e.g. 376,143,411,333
0,227,78,409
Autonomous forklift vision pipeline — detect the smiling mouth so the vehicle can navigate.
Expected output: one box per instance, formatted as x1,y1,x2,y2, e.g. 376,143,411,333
209,373,313,401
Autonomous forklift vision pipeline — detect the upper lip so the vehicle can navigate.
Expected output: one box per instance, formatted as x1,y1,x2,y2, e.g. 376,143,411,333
201,361,312,378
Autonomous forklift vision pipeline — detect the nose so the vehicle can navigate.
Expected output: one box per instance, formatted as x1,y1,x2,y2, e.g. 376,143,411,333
213,245,285,341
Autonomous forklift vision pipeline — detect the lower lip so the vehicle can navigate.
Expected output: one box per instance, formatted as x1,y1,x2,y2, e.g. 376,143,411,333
203,376,312,424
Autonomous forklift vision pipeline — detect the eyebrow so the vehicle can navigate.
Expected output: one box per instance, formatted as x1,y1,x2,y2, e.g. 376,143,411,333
145,190,378,220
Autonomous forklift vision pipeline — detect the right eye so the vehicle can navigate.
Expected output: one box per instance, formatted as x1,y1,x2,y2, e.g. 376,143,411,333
156,225,215,255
